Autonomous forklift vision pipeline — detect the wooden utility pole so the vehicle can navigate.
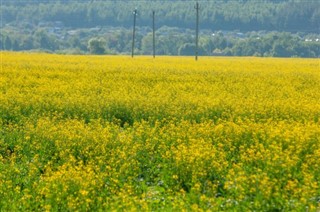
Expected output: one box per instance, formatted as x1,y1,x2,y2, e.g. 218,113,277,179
132,8,137,58
152,10,156,58
195,2,200,61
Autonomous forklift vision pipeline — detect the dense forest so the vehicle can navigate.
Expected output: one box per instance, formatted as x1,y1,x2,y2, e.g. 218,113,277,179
2,0,319,32
1,0,319,57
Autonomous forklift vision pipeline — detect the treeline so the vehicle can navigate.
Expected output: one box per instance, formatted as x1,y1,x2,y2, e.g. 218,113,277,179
2,0,319,32
1,27,319,57
1,0,319,57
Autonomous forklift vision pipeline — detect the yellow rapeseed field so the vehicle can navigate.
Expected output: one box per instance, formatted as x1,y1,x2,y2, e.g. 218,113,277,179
0,52,319,211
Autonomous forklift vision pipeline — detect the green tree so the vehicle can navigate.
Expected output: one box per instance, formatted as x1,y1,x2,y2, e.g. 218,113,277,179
0,35,3,50
20,36,35,50
88,37,106,55
4,36,12,50
178,43,195,56
141,33,153,55
34,29,58,51
212,33,228,50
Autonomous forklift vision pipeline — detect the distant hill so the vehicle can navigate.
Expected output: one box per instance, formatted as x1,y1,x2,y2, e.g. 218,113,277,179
2,0,319,32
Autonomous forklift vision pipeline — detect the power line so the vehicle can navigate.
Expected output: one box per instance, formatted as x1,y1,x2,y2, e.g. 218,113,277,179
152,10,155,58
195,1,200,61
131,8,137,58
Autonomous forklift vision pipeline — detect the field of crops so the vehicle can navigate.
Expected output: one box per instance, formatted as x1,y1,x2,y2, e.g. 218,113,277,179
1,52,319,211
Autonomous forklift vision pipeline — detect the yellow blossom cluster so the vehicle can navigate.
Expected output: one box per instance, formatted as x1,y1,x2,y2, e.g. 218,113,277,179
0,52,319,211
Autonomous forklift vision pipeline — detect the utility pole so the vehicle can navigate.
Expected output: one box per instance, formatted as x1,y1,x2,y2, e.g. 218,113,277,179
195,2,200,61
152,10,156,58
132,8,137,58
